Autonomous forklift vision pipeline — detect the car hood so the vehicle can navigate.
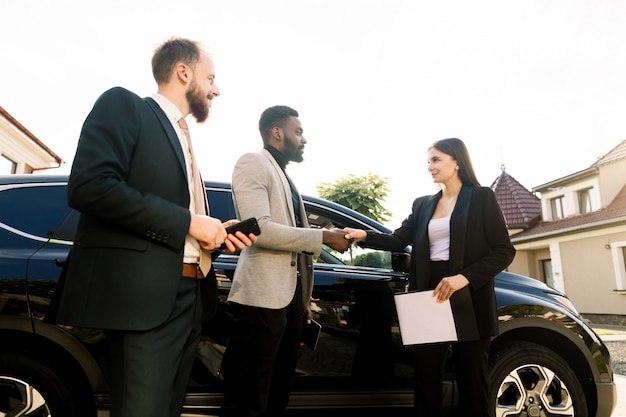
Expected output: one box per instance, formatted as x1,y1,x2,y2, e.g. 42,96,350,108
496,271,563,295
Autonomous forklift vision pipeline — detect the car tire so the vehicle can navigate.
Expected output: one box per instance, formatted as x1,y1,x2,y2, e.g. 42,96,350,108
0,352,91,417
488,341,587,417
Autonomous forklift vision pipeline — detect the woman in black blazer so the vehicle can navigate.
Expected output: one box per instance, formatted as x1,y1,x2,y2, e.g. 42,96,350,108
345,138,515,417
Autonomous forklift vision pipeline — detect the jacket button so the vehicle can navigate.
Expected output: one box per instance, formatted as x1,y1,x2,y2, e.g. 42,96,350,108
290,261,296,267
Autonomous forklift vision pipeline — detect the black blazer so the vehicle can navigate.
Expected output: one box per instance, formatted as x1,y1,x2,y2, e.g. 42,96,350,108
364,186,515,337
56,87,215,331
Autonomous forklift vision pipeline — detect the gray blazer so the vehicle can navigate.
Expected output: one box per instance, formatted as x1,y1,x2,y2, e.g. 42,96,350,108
228,149,323,309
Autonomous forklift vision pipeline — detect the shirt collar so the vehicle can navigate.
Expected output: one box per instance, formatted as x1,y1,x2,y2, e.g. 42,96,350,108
151,93,184,125
264,144,289,170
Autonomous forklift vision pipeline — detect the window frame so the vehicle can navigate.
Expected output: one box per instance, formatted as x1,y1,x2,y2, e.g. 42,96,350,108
609,241,626,291
577,187,593,214
550,196,565,220
1,153,17,174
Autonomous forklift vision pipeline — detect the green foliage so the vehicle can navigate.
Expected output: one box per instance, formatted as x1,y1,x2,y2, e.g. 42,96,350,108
354,251,391,269
316,173,392,223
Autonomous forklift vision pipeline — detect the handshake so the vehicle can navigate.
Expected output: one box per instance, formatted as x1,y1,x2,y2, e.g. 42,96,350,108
322,227,366,253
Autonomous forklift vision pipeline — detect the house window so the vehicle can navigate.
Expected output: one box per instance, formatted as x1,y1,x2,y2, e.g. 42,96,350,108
541,259,553,288
550,196,564,220
1,154,17,174
578,188,593,213
610,242,626,291
621,246,626,291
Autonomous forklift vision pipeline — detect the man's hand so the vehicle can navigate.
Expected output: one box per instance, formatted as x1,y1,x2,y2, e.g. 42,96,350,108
432,274,470,303
303,304,312,324
188,214,227,251
322,228,351,253
219,219,257,253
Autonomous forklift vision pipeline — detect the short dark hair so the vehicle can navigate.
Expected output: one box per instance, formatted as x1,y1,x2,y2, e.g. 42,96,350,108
152,37,203,85
258,105,299,143
429,138,481,187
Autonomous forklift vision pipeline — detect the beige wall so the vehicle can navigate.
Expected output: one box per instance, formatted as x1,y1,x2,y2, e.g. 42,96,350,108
598,160,626,207
509,248,550,283
560,231,626,315
0,113,61,173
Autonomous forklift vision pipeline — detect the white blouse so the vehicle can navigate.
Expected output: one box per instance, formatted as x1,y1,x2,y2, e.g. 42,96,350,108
428,216,450,261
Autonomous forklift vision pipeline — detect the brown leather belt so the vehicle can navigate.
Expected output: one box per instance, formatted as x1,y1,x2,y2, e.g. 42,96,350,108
182,263,205,279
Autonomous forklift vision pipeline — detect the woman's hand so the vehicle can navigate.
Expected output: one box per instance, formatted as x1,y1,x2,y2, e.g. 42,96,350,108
432,274,470,303
343,227,367,242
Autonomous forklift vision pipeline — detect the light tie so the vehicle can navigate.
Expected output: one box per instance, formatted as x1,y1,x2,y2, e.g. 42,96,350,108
178,118,212,276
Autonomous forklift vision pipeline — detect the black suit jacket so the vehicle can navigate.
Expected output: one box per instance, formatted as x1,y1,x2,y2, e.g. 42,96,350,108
56,87,216,331
364,186,515,337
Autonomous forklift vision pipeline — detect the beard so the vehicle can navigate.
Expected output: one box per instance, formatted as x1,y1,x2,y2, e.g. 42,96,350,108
283,136,304,163
186,80,210,123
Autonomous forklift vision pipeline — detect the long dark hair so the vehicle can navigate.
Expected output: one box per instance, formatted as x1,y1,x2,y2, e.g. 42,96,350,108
429,138,480,186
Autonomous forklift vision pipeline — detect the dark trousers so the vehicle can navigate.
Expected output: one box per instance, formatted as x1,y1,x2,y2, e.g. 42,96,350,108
105,276,202,417
413,260,492,417
413,338,491,417
221,285,304,417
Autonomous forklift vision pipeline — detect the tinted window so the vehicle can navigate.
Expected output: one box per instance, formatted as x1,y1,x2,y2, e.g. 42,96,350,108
0,185,71,238
207,189,237,222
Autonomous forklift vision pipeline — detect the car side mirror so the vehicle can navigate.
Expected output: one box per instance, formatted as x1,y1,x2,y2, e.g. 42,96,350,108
391,252,411,273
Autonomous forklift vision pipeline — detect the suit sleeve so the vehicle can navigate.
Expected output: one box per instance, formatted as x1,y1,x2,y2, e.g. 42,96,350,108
459,188,516,289
67,87,189,251
362,197,422,251
232,152,323,255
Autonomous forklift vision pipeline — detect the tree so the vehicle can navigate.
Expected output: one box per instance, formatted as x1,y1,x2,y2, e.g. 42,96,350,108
354,250,391,268
316,173,392,224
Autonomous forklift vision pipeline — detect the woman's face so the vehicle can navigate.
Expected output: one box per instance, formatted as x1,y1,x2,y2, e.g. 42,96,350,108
427,148,459,184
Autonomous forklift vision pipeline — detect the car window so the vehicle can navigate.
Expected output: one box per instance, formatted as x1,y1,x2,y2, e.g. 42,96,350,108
0,184,71,240
205,185,394,269
305,203,394,269
206,188,237,221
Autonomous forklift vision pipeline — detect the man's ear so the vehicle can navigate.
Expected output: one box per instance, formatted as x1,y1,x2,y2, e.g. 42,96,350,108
272,126,282,141
176,62,192,84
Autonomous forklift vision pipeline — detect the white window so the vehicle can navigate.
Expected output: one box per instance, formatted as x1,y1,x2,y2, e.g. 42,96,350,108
610,241,626,291
550,196,564,220
577,188,593,213
541,259,553,288
1,154,17,174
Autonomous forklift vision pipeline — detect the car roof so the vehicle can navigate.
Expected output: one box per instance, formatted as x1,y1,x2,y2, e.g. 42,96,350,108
0,174,69,184
0,175,393,234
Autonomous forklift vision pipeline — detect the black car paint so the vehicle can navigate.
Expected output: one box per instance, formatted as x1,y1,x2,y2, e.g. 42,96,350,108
0,174,616,416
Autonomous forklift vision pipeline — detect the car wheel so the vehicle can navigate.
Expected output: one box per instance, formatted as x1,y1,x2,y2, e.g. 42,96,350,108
0,352,90,417
488,341,587,417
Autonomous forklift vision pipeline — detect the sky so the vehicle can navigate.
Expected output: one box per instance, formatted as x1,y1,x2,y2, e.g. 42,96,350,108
2,0,626,227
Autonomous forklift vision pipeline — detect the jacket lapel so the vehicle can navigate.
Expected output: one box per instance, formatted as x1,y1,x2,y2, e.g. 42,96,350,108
414,192,440,288
449,186,472,273
261,149,296,226
144,97,187,178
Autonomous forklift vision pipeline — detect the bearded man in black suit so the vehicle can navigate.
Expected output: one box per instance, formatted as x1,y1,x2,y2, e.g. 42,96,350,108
56,37,254,417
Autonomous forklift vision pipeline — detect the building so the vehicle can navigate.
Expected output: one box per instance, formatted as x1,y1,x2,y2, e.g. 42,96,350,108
495,140,626,326
0,106,63,174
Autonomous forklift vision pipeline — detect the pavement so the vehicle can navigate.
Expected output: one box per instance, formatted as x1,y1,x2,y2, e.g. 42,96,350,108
593,325,626,417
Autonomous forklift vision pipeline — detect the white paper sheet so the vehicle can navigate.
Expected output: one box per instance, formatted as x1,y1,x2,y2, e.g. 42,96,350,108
394,291,458,345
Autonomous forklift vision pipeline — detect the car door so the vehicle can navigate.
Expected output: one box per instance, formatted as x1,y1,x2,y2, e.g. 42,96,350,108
199,185,414,403
0,182,73,319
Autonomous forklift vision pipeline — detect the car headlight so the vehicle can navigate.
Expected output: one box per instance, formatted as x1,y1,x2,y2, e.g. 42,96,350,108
549,294,579,316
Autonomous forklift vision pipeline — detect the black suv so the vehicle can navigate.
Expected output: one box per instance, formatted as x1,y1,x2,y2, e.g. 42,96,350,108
0,174,617,417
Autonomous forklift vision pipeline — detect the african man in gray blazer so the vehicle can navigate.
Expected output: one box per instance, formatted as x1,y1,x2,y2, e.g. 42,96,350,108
221,106,351,417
